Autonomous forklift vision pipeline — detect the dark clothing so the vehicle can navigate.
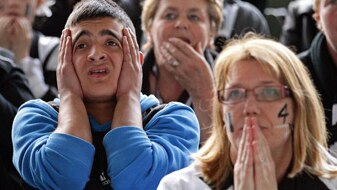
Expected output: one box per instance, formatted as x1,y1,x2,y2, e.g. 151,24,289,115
298,32,337,146
0,48,34,189
29,31,59,101
280,0,318,53
34,0,143,46
215,0,270,52
242,0,267,13
222,170,334,189
119,0,143,45
33,0,76,37
141,48,216,106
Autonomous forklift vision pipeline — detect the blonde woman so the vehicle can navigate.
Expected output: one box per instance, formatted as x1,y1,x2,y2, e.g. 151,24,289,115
158,34,337,189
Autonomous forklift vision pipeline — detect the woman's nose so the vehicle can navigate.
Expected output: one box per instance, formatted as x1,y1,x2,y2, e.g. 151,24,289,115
174,18,188,30
242,92,260,116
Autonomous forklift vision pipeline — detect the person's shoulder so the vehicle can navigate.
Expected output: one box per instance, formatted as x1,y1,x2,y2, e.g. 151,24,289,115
0,56,15,74
145,101,198,127
329,142,337,158
297,49,311,63
297,32,323,69
172,161,203,177
0,48,18,74
18,99,59,114
165,101,194,112
0,47,15,63
319,175,337,190
13,99,59,135
158,162,211,190
140,93,160,109
140,94,198,133
235,0,264,16
140,93,194,114
154,102,197,125
288,0,313,15
232,0,270,34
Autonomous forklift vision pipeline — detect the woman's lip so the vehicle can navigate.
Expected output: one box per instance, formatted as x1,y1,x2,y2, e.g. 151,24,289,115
180,38,191,44
172,36,192,45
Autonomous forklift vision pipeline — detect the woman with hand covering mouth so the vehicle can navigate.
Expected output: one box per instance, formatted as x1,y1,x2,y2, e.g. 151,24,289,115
141,0,223,145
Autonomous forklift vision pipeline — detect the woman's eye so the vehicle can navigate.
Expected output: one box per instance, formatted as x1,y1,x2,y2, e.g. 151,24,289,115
164,13,176,20
264,88,278,96
228,89,243,100
189,15,200,21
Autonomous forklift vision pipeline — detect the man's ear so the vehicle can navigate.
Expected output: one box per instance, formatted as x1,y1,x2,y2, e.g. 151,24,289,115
139,51,144,66
313,11,322,31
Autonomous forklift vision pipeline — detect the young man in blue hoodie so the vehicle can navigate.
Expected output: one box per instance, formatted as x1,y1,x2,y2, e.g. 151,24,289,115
12,0,200,189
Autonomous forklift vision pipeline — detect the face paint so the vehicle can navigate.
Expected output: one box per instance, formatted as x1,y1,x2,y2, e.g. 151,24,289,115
274,123,293,139
274,123,290,129
25,4,32,17
225,112,234,133
278,104,288,124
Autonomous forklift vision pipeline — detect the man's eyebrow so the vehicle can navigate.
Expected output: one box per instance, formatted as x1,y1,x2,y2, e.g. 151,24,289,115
100,29,122,42
73,30,91,46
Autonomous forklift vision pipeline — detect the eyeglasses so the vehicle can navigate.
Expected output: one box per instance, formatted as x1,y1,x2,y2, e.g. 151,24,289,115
217,85,291,105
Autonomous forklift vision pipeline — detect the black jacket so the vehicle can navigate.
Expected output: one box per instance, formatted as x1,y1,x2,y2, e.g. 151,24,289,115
0,48,34,189
298,32,337,146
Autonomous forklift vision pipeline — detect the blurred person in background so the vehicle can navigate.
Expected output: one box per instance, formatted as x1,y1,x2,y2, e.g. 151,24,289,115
0,47,33,189
298,0,337,152
280,0,318,53
0,0,59,101
141,0,223,145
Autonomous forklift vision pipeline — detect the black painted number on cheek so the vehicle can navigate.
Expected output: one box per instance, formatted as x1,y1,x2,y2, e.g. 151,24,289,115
278,104,288,124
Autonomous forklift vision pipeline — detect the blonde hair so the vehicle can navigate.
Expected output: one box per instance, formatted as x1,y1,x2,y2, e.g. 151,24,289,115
141,0,223,51
195,33,337,189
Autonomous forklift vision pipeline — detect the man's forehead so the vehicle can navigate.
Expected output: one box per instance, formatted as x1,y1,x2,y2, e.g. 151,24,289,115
70,19,124,40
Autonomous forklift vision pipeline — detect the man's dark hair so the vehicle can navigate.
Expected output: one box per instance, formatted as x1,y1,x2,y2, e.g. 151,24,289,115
65,0,135,34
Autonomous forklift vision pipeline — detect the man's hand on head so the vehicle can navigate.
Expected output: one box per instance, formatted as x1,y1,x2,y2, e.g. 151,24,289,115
57,28,83,100
116,28,143,100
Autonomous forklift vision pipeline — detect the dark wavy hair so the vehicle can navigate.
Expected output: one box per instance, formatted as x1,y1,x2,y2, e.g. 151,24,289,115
65,0,135,34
